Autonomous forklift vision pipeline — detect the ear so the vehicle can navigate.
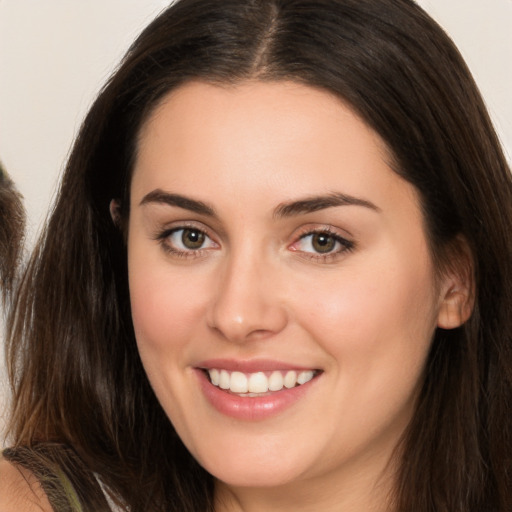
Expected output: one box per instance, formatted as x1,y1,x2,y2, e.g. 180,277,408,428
437,236,475,329
109,199,122,226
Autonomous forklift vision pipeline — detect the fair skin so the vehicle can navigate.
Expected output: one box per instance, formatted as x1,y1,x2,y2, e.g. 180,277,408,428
0,457,52,511
127,80,471,512
0,81,470,511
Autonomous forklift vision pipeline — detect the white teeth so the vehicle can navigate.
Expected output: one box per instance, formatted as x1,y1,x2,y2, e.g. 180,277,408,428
219,369,230,390
230,371,248,393
268,371,284,391
297,370,314,385
284,370,297,389
209,368,220,386
206,368,317,394
248,372,268,393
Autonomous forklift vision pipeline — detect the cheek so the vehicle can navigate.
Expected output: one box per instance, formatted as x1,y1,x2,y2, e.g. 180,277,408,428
128,244,210,362
131,276,190,346
291,246,438,381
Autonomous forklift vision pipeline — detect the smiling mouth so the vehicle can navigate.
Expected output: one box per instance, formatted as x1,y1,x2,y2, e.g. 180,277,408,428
202,368,321,396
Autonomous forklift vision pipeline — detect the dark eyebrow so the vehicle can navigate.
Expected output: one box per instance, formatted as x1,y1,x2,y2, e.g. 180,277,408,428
139,189,216,217
274,192,380,218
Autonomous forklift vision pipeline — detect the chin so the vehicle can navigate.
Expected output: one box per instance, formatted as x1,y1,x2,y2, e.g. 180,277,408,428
190,438,312,489
210,463,304,489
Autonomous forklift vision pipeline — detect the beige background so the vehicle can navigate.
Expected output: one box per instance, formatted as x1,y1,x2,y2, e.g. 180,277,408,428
1,0,511,440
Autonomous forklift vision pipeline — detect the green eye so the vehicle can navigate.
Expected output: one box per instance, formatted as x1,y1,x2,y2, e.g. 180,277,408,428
181,228,205,249
161,227,216,254
311,233,336,253
293,230,354,258
298,232,339,254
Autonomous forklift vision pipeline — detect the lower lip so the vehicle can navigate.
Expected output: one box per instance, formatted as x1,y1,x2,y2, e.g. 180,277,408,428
195,369,319,421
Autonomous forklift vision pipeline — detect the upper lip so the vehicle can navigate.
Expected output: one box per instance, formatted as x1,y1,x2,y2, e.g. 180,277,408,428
196,358,318,373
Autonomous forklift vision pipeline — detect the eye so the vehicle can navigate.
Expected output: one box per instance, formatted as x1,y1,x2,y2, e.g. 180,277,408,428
290,229,354,259
173,228,207,250
158,227,218,255
301,232,338,253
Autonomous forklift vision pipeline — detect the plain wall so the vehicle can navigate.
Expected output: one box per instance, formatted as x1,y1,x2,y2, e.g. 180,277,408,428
1,0,511,439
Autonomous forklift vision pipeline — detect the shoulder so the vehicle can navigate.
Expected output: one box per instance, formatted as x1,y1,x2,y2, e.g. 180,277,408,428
0,456,53,512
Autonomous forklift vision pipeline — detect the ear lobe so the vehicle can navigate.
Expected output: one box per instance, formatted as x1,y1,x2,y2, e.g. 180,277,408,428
437,237,475,329
109,199,122,226
437,286,473,329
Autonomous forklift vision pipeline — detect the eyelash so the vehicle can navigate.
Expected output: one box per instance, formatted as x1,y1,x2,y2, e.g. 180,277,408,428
154,225,355,262
291,227,355,263
155,224,218,259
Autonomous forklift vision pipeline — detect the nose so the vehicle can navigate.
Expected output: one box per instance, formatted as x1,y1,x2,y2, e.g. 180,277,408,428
206,250,288,343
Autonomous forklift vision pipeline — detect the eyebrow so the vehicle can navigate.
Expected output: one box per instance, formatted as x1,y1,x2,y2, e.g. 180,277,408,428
273,192,380,218
139,189,379,218
140,189,216,217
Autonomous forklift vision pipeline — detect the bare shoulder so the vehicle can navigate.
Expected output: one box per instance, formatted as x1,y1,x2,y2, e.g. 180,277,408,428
0,456,53,511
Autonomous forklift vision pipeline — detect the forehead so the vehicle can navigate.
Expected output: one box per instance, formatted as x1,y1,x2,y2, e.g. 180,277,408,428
131,80,417,218
136,80,390,162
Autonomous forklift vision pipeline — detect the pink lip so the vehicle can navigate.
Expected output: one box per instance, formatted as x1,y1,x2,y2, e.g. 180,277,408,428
194,363,320,421
196,358,315,373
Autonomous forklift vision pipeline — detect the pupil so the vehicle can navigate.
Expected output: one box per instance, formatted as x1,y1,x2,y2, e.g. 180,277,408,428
312,233,335,253
182,229,204,249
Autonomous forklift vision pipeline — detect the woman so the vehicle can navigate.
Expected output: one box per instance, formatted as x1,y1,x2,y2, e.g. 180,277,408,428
0,161,25,301
2,0,511,510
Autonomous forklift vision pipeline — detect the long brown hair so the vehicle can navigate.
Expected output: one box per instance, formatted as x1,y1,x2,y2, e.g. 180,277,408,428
5,1,512,510
0,161,25,301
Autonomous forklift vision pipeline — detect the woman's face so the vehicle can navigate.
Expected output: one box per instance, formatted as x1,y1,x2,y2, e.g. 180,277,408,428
128,81,452,501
